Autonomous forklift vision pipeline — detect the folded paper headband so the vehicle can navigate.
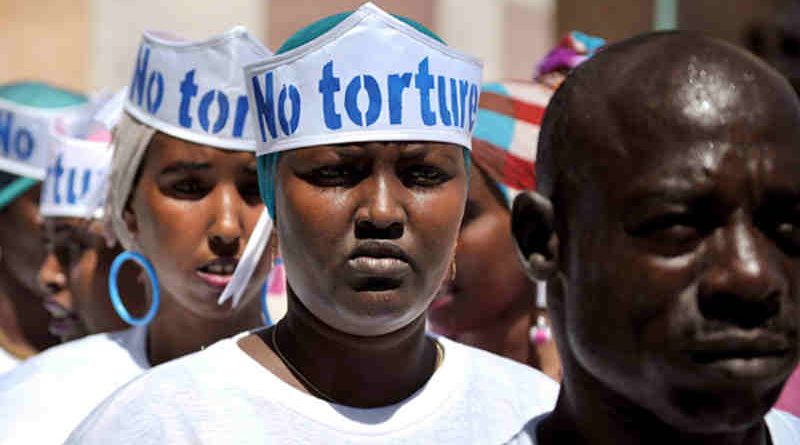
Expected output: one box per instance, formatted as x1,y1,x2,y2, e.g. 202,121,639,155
243,2,484,156
124,26,273,151
0,91,88,181
40,123,113,220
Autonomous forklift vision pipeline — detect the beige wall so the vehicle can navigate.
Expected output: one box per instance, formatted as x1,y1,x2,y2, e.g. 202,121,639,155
679,0,779,45
0,0,90,91
268,0,434,49
558,0,652,44
90,0,268,91
3,0,783,96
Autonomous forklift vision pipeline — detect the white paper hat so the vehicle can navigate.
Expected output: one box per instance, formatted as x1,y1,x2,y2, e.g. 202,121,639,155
243,2,484,156
0,98,88,179
124,26,272,151
39,126,112,219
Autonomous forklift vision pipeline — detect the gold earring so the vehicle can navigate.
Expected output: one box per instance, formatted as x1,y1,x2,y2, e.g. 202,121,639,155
449,258,457,283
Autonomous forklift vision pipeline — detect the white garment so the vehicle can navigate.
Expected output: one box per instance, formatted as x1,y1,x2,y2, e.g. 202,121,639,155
517,409,800,444
67,332,559,444
0,347,19,375
0,326,149,444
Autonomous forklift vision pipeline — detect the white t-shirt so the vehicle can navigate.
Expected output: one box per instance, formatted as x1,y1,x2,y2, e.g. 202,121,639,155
0,347,19,375
0,326,149,444
517,409,800,444
67,333,560,444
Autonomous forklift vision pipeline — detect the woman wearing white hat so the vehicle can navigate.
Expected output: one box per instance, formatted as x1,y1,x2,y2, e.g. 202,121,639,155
0,27,274,444
68,4,558,444
0,82,89,372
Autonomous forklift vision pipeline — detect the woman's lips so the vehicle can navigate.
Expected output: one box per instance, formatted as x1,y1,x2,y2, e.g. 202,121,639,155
346,241,412,280
347,256,411,278
196,258,238,289
196,271,234,289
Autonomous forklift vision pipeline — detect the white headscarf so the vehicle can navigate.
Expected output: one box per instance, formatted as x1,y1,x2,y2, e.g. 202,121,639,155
106,112,155,251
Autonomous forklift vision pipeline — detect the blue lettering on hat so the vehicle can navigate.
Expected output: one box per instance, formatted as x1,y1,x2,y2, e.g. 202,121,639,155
278,85,301,135
437,76,452,127
345,75,381,127
468,83,479,131
49,155,64,204
48,155,94,205
232,96,249,138
179,70,198,128
0,111,37,162
66,168,91,205
388,73,411,125
178,69,249,138
198,90,230,134
319,61,342,130
130,46,165,115
252,72,302,142
449,79,460,127
458,80,469,129
252,72,278,141
414,58,436,126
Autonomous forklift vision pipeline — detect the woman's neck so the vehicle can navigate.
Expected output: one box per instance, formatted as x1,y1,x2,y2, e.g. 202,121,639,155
449,293,532,364
146,288,264,366
269,292,438,408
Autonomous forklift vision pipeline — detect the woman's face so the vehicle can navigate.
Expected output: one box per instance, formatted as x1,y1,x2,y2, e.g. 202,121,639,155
0,185,47,297
428,165,535,335
40,218,142,341
276,142,468,336
125,132,267,319
0,184,59,349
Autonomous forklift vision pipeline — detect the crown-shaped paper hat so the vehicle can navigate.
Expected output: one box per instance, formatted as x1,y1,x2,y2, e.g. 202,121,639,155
39,123,112,219
243,2,483,156
0,83,88,180
125,26,272,151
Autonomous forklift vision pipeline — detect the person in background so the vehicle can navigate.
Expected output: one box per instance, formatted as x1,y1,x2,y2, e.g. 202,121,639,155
512,31,800,444
0,82,88,373
37,96,144,343
428,32,603,381
66,4,558,444
0,27,273,444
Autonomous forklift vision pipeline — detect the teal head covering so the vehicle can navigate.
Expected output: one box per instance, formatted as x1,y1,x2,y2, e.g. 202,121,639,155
256,11,470,218
0,82,87,210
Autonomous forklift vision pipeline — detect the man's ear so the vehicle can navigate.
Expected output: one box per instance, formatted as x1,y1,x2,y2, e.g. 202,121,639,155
511,191,559,281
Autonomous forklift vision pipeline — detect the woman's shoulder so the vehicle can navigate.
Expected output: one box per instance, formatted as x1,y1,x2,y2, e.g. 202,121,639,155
437,336,559,408
65,333,257,444
1,328,143,390
437,335,559,392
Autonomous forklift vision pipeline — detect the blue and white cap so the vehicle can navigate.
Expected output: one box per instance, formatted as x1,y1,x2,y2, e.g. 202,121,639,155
40,128,112,220
243,2,484,156
125,26,272,151
0,95,87,180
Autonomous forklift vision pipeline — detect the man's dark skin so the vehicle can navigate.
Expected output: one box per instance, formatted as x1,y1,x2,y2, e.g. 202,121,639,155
512,32,800,445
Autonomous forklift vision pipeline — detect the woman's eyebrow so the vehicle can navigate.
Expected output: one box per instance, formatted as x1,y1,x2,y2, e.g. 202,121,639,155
159,161,212,175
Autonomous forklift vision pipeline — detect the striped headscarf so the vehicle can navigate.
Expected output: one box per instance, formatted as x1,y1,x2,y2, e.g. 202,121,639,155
471,80,550,205
472,31,605,206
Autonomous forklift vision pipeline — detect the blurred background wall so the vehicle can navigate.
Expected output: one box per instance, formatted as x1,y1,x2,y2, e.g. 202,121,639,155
0,0,793,94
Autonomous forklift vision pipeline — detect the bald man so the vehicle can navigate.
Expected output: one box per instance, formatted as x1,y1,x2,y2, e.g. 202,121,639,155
512,31,800,444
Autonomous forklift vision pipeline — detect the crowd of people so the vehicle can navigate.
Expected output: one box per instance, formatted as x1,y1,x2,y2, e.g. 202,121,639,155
1,2,799,443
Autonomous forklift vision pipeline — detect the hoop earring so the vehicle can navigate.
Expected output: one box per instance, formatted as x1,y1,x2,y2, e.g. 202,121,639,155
109,251,160,327
261,283,272,326
449,258,457,283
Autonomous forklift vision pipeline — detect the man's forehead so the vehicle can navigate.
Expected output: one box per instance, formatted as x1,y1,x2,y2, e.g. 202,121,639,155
559,32,800,170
